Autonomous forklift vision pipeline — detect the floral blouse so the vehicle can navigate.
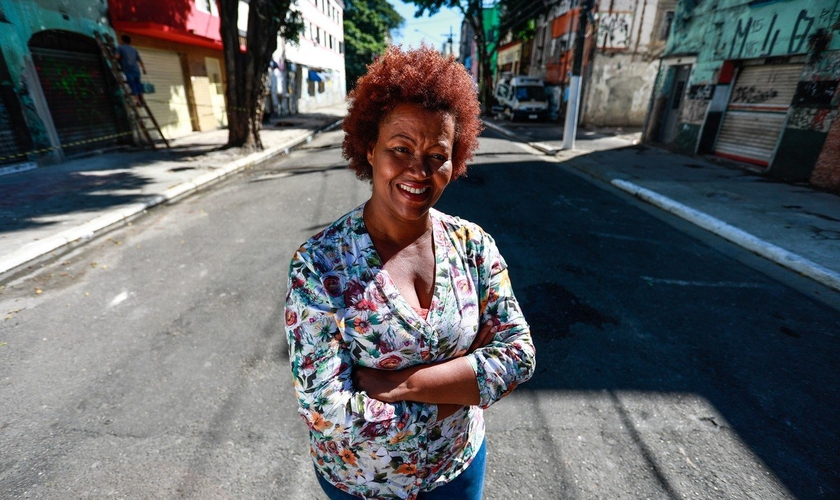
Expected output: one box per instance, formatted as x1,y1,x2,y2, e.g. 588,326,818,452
284,204,535,499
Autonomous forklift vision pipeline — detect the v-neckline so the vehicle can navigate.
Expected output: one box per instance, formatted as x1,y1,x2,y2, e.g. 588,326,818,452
361,207,451,325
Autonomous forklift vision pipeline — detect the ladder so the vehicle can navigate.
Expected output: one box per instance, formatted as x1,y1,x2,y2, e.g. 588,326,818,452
94,32,169,149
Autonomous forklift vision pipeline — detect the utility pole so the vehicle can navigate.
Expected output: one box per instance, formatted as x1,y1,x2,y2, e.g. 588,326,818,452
441,26,454,56
562,0,593,150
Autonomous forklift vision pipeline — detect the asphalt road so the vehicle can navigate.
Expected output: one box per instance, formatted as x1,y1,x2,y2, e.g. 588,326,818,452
1,127,838,499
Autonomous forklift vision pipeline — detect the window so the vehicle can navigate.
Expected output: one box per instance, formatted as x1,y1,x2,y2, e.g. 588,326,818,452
196,0,218,16
659,11,674,41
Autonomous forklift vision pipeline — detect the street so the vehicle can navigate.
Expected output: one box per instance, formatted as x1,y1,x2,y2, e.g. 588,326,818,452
1,126,838,499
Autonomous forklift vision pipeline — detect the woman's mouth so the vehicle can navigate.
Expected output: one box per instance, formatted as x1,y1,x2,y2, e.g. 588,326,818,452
398,184,429,195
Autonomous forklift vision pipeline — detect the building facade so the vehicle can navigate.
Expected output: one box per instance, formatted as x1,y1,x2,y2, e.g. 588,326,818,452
581,0,673,127
530,0,590,121
0,0,124,170
527,0,670,126
644,0,840,191
274,0,346,115
108,0,228,140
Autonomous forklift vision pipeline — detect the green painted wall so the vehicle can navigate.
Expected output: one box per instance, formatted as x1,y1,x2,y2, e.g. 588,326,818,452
648,0,840,175
483,6,500,81
0,0,115,163
666,0,840,85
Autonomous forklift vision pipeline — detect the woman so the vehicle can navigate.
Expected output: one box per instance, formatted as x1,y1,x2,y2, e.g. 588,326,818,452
284,46,535,500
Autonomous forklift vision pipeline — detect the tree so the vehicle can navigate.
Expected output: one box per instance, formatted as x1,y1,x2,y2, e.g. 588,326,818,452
218,0,303,151
402,0,494,110
344,0,404,90
497,0,540,44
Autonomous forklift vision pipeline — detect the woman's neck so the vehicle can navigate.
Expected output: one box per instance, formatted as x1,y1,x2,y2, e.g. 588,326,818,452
363,203,432,247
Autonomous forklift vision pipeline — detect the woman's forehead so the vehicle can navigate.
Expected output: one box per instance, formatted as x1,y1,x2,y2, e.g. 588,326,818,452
379,104,454,131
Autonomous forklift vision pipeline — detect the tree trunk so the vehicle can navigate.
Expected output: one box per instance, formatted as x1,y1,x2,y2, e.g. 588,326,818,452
218,0,282,151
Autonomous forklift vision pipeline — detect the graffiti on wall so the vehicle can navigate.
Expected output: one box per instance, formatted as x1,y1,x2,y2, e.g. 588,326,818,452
731,85,779,104
793,81,838,106
687,84,714,101
680,98,710,125
803,52,840,81
597,13,632,50
717,6,838,60
787,107,837,133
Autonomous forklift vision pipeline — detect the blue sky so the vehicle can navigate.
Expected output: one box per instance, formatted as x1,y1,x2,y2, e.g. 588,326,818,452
387,0,463,56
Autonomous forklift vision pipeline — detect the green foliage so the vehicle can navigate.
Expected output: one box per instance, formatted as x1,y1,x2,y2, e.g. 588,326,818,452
511,18,535,42
498,0,543,42
344,0,404,89
280,8,305,44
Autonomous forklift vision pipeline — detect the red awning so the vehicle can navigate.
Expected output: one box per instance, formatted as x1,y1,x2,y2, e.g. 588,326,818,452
112,20,223,51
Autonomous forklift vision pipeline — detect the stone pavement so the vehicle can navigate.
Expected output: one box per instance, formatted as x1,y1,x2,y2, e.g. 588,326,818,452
0,104,346,281
1,107,839,298
484,119,840,295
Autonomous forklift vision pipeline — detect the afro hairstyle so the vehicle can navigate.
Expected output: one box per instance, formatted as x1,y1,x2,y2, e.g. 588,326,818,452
342,46,483,181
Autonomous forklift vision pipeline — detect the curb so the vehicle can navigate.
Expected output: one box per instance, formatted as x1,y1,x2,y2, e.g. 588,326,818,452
484,117,840,293
612,179,840,293
482,120,563,155
0,119,343,281
481,120,518,140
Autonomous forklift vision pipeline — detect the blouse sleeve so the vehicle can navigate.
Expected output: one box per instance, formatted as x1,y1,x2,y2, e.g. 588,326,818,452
285,246,438,443
465,229,536,409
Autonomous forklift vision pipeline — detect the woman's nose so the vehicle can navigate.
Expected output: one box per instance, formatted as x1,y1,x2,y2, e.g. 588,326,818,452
409,155,432,177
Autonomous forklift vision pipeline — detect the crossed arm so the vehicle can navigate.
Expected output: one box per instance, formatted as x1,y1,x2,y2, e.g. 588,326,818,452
353,320,498,419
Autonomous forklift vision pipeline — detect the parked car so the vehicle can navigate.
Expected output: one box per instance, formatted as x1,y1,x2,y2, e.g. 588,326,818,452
492,76,549,122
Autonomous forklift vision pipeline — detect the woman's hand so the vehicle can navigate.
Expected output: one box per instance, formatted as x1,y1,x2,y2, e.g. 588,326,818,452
353,319,498,404
467,319,498,354
353,364,420,403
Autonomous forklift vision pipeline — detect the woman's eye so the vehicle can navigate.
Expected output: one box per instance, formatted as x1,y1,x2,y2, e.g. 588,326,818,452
393,147,410,154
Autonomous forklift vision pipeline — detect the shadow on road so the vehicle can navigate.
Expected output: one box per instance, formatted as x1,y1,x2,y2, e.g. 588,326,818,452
436,150,839,500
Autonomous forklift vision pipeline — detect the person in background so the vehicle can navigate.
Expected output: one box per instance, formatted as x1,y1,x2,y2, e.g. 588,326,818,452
284,46,536,499
114,35,146,106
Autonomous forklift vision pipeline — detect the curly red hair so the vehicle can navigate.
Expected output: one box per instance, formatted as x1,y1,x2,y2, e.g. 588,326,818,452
342,46,483,181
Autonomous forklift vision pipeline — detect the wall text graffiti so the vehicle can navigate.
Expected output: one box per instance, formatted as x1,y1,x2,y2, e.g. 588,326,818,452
732,85,778,103
719,5,837,60
597,13,632,50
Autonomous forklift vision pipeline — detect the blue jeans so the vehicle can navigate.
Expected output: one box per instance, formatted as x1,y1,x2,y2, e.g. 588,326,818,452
316,439,487,500
125,72,143,95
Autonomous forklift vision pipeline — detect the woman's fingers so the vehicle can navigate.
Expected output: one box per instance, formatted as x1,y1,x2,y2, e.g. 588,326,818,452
468,320,498,353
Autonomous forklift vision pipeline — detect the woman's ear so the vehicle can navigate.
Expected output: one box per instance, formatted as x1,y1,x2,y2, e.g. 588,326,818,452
366,141,376,165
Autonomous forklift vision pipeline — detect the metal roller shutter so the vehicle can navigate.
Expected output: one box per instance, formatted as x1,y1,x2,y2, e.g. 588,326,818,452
714,64,803,167
30,47,120,156
0,95,26,166
137,48,193,139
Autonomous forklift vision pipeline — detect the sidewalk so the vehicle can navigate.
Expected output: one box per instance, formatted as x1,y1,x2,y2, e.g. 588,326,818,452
484,119,840,294
0,104,346,282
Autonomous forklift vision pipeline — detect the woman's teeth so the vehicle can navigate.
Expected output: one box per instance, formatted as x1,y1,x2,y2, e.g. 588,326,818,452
399,184,428,195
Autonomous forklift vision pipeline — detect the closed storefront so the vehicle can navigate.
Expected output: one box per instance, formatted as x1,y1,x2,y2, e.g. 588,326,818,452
29,31,122,157
714,63,804,167
0,97,22,165
187,55,226,131
137,48,193,139
0,81,30,167
205,57,227,128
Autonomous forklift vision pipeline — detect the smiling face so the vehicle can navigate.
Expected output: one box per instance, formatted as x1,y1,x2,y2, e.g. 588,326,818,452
365,103,456,231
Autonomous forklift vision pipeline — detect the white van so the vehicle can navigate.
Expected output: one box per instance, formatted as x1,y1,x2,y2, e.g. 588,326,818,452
492,76,548,121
